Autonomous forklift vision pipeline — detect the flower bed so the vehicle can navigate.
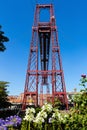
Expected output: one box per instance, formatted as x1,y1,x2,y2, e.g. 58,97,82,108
21,102,87,130
21,103,69,130
21,84,87,130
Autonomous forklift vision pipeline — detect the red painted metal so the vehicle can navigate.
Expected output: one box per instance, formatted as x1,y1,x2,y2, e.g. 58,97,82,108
22,4,68,110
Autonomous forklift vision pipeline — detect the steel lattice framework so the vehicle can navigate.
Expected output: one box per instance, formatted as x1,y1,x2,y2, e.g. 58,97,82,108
22,4,68,110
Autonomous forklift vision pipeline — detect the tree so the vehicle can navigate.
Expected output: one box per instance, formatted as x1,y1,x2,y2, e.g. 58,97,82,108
0,81,11,108
73,75,87,113
0,25,9,52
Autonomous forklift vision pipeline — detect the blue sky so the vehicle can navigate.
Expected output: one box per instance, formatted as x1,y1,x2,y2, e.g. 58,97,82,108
0,0,87,95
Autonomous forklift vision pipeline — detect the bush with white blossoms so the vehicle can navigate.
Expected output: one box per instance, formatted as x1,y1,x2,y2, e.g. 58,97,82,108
51,108,63,123
41,103,53,113
34,111,47,122
33,103,52,128
21,103,66,129
23,108,35,122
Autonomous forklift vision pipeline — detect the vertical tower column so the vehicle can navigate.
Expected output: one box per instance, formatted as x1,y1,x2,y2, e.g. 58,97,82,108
22,4,68,110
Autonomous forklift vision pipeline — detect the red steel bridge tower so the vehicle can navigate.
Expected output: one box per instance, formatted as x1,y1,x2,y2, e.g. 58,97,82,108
22,4,68,110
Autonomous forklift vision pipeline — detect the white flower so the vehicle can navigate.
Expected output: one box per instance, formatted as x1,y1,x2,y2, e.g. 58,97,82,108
64,114,69,118
34,116,45,124
41,103,53,113
23,114,34,122
33,108,48,125
51,109,64,123
42,111,47,118
58,113,61,119
52,108,59,119
24,107,35,122
36,111,47,120
52,113,56,118
31,108,35,113
26,108,35,115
